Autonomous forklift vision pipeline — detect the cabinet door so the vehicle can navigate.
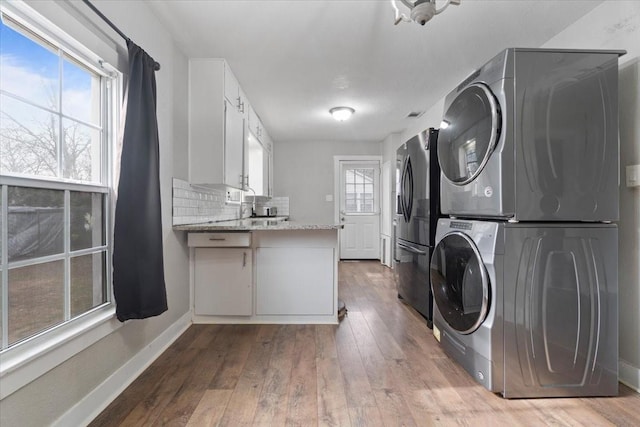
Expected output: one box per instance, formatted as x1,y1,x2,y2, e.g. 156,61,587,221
224,63,239,104
268,151,273,197
238,87,248,118
247,104,259,141
262,148,271,197
263,133,273,197
224,99,246,189
194,248,252,316
256,247,334,315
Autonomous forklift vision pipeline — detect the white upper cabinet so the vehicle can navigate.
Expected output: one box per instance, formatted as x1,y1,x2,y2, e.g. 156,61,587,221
189,58,274,193
263,132,273,197
248,104,265,143
189,59,246,189
224,98,245,188
223,63,239,103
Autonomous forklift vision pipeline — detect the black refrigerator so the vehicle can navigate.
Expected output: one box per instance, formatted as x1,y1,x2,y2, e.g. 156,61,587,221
393,128,440,327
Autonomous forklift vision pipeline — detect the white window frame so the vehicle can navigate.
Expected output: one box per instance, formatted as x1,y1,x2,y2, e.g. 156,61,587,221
0,1,123,399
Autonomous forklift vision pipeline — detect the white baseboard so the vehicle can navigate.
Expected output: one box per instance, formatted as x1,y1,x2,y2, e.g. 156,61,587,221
52,312,192,427
619,359,640,393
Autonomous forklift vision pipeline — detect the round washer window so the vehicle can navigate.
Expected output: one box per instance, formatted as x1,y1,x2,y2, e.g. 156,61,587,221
438,83,501,185
430,232,490,334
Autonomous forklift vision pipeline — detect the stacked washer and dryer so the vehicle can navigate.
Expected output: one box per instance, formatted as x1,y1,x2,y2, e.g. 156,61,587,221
429,48,625,398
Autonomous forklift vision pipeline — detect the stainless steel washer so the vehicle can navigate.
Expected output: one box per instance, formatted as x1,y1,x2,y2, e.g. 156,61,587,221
431,218,619,397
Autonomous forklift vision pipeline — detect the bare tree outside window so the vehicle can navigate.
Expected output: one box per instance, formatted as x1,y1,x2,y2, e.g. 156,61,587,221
0,16,110,349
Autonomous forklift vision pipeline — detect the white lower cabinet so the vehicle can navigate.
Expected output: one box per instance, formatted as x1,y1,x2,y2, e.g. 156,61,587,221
193,248,252,316
256,247,334,315
189,230,338,323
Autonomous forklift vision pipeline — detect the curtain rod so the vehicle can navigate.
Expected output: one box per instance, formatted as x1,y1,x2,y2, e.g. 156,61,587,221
81,0,161,71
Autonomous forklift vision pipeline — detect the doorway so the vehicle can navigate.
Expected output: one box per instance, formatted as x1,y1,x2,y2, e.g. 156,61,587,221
334,156,381,260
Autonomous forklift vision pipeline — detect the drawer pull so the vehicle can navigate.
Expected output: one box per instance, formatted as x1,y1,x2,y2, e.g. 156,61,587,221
209,238,227,241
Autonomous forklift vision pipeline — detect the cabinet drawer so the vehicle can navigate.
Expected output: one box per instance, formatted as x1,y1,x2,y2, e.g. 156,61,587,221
188,232,251,247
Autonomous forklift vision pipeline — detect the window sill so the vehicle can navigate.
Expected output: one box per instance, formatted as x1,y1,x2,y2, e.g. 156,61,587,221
0,305,120,399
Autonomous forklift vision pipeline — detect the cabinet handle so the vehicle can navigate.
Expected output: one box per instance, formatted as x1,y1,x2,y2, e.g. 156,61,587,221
243,252,247,267
209,238,226,241
397,242,427,256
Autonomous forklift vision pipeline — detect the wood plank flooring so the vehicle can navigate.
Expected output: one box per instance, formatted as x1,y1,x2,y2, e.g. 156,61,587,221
90,261,640,426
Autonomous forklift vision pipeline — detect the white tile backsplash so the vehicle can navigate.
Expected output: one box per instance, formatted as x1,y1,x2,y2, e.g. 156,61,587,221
172,178,241,225
174,178,291,225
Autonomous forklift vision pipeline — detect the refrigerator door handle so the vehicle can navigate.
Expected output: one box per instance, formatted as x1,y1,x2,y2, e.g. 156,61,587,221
397,241,427,256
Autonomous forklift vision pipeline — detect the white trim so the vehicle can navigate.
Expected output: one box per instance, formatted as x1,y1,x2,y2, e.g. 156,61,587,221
333,155,383,260
619,359,640,393
1,0,117,76
51,312,192,427
333,155,383,225
380,234,392,268
0,175,110,193
0,306,119,399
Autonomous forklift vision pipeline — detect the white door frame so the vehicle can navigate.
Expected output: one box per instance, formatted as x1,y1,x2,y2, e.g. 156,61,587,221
333,155,383,259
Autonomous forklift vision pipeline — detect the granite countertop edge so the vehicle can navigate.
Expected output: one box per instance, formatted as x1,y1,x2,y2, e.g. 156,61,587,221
173,219,343,231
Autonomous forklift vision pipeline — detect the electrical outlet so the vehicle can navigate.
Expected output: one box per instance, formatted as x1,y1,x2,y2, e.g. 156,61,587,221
626,164,640,188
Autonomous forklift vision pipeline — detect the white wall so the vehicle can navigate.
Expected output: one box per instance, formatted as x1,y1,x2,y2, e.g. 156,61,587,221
0,1,191,425
541,0,640,390
381,133,402,236
274,140,381,223
382,1,640,391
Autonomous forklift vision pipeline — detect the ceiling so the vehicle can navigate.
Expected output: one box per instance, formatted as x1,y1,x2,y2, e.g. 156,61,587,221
146,0,603,143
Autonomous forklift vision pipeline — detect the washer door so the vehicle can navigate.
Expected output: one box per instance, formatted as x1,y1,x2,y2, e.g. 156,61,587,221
438,83,501,185
430,232,490,334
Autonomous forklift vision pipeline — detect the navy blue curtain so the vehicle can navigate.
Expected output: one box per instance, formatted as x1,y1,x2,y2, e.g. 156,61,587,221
112,40,167,321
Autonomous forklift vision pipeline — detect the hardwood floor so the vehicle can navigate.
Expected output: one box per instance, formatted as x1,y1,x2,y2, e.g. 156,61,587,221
90,261,640,426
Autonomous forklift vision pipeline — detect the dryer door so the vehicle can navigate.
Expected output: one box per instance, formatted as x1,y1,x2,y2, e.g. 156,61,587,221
438,83,501,185
430,231,490,334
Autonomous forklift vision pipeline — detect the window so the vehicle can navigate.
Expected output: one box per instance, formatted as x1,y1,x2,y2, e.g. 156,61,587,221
344,168,376,214
247,134,264,195
0,7,118,361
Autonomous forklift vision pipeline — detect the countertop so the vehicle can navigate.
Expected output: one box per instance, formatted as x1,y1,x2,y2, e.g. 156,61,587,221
173,217,343,231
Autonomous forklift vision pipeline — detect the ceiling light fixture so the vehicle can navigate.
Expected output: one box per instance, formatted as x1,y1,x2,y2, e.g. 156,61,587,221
330,106,355,121
440,120,450,129
391,0,461,26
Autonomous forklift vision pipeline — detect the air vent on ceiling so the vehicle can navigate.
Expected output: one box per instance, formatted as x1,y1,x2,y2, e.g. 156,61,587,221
407,111,424,118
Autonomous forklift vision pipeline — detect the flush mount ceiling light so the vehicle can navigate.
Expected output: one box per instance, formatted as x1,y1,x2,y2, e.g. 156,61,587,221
391,0,461,26
330,106,355,121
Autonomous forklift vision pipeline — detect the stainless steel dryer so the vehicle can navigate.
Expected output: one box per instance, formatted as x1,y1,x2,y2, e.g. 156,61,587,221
438,48,625,221
430,218,618,398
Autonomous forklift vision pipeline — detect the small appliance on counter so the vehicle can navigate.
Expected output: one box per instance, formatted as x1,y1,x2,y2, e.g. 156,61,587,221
254,206,278,217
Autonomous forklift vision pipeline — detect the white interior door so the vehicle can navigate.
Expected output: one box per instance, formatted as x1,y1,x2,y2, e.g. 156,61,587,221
339,160,381,259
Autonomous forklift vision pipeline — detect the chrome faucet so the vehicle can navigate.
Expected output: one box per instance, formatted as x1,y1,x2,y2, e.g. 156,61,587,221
246,187,256,217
